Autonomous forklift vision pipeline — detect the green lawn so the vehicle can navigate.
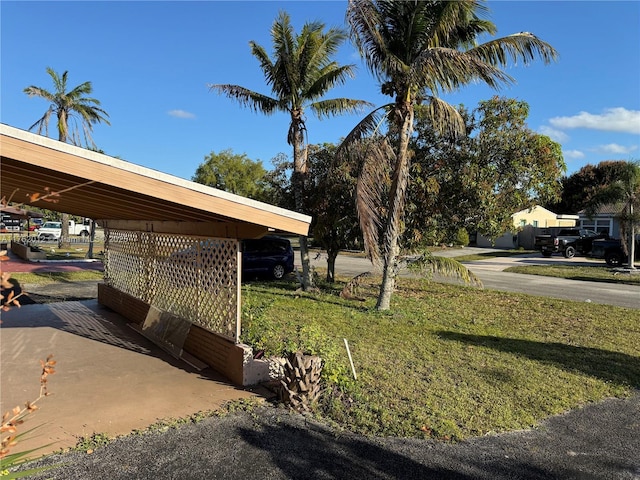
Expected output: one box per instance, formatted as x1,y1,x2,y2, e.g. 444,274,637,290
6,262,639,442
242,275,640,440
9,271,104,284
503,264,640,286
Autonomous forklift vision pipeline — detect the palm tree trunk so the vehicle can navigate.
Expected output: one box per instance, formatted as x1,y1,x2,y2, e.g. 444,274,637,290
57,121,71,249
628,203,636,270
376,108,414,310
292,125,314,290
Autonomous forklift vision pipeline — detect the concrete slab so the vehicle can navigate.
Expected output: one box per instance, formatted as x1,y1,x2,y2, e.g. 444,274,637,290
0,300,259,457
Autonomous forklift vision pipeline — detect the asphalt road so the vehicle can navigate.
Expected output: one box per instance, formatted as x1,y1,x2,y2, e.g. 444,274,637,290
21,394,640,480
310,249,640,310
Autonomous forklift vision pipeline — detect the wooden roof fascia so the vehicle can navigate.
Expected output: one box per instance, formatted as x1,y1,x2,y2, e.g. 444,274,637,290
0,125,311,236
101,219,269,239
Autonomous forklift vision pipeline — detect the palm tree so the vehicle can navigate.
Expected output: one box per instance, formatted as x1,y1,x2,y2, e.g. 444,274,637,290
209,11,372,290
24,67,110,149
586,160,640,270
343,0,558,310
24,67,110,245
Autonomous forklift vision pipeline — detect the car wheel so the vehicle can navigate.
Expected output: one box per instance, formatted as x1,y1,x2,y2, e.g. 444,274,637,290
79,230,89,238
541,251,552,258
564,246,576,258
605,251,623,267
272,264,286,280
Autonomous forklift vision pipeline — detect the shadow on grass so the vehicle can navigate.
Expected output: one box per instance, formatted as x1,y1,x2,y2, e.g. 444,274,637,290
437,331,640,388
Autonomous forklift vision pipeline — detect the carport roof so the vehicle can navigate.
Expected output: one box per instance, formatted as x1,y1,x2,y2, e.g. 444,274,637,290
0,124,311,236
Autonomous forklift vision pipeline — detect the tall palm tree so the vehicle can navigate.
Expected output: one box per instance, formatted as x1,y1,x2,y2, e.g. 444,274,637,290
24,67,110,149
343,0,558,310
586,160,640,270
24,67,110,245
209,11,372,290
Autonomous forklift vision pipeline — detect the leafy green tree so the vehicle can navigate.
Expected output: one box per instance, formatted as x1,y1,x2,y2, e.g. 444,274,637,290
307,143,361,282
546,161,630,214
209,11,371,291
343,0,557,310
407,97,565,247
192,149,268,199
259,153,296,209
24,67,110,246
585,160,640,269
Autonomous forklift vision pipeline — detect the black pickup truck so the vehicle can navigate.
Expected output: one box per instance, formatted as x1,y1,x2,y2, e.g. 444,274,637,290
534,228,608,258
590,235,640,267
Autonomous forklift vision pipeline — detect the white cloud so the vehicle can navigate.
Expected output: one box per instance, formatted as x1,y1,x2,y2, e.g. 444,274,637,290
538,125,569,143
168,109,196,119
594,143,638,155
549,107,640,134
563,149,585,159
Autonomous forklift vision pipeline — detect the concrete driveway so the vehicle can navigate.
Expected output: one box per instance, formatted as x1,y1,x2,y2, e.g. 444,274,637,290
0,300,261,457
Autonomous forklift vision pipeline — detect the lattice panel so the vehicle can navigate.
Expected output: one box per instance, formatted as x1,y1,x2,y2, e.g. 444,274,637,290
104,229,240,341
104,230,151,300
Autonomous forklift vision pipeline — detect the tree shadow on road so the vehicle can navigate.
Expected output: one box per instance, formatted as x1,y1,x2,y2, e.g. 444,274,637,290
237,418,561,480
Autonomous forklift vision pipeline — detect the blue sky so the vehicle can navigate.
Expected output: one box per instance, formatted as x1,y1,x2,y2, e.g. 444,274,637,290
1,1,639,181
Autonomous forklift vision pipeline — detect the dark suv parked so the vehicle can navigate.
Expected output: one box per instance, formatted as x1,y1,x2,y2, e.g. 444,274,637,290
242,236,295,280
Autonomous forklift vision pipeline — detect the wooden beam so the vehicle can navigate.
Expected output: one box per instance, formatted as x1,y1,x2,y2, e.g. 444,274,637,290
101,220,269,239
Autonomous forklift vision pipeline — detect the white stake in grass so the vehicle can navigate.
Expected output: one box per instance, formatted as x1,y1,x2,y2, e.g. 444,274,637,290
344,338,357,380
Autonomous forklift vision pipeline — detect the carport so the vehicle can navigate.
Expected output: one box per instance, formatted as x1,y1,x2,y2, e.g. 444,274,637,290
1,123,311,386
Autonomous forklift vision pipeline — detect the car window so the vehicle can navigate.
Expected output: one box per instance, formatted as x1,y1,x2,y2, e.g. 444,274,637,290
243,237,289,253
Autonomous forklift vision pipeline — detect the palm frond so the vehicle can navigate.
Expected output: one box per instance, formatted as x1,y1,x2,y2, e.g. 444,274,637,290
300,25,346,77
415,46,514,94
27,109,53,136
249,41,279,91
23,86,55,102
337,105,391,156
406,252,483,287
422,96,466,137
429,0,493,48
355,137,395,266
469,32,558,67
309,98,373,119
208,84,279,115
305,64,357,100
347,0,393,84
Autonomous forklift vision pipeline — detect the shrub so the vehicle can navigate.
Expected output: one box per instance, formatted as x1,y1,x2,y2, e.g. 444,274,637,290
454,228,469,246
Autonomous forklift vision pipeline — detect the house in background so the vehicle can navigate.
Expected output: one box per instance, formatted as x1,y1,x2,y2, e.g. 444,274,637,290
578,204,621,238
475,205,578,249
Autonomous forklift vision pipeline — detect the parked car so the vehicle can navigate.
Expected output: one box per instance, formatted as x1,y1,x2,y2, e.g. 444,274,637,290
241,236,294,280
38,219,91,240
534,228,608,258
28,221,42,231
38,221,63,240
29,218,44,230
590,235,640,267
170,235,295,282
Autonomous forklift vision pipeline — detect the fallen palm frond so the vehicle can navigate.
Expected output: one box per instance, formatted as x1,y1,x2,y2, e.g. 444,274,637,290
340,271,372,300
405,252,483,287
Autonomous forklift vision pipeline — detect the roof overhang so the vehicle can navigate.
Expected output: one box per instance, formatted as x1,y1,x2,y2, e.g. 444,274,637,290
0,124,311,238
